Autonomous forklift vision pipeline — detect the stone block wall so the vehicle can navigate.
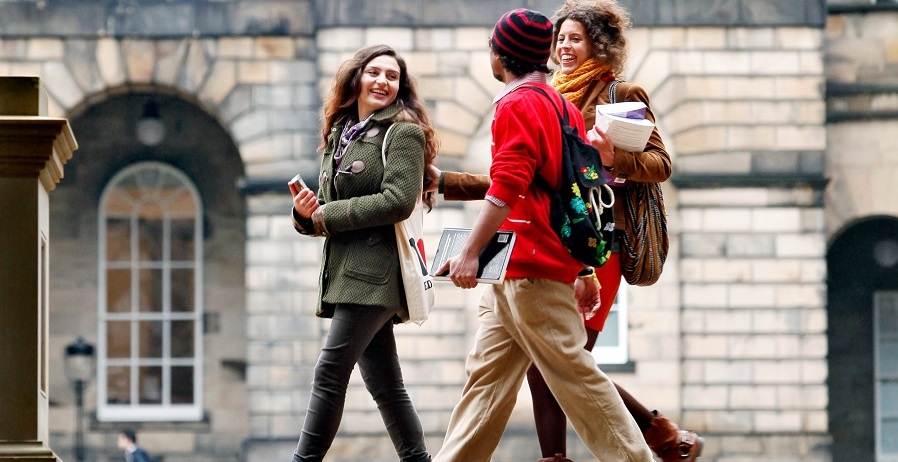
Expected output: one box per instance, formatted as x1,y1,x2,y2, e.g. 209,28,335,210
0,0,840,460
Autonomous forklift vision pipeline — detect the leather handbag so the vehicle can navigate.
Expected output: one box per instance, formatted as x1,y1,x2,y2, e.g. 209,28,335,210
610,81,670,286
381,124,435,324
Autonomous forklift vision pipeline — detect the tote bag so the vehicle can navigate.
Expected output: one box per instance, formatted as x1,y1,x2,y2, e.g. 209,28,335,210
381,124,435,324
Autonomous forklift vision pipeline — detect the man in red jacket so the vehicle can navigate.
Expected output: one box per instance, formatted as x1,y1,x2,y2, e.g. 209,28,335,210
432,8,653,462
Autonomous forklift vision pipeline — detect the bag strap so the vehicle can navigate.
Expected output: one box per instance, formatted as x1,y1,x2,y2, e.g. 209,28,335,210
380,123,397,166
523,85,571,127
609,80,622,104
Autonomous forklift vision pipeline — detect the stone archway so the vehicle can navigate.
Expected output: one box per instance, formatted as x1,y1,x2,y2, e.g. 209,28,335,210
47,86,249,460
827,215,898,461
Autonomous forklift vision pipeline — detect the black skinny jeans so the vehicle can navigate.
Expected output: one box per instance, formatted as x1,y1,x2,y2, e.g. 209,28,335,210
292,304,429,462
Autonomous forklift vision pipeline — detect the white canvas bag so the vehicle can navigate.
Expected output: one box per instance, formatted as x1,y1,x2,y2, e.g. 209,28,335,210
381,124,434,324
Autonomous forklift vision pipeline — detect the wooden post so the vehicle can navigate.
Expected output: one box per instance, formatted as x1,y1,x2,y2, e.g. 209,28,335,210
0,76,77,461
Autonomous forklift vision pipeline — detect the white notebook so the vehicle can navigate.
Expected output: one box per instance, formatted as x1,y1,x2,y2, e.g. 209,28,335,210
595,102,654,152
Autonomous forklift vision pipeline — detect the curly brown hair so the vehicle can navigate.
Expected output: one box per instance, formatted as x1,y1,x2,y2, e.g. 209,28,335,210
320,44,439,209
550,0,632,77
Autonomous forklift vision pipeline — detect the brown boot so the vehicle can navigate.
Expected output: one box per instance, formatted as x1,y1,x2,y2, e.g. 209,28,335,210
537,454,573,462
642,411,704,461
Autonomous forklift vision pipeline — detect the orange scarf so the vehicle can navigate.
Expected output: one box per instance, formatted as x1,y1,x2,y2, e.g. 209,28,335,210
551,58,611,107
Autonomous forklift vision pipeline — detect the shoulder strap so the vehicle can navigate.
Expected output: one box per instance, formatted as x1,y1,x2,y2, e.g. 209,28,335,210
609,80,622,104
380,123,397,165
523,85,570,127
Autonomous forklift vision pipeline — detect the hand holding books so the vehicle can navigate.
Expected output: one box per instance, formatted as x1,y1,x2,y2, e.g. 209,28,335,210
431,228,516,286
289,173,319,219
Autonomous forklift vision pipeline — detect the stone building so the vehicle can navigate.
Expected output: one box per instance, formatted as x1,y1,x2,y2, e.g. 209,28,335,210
0,0,896,460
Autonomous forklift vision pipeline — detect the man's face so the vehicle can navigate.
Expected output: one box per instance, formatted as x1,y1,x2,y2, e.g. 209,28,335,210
117,434,129,450
489,47,503,83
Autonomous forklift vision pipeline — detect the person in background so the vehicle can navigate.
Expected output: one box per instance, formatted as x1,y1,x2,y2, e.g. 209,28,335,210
289,44,437,462
432,8,653,462
117,429,152,462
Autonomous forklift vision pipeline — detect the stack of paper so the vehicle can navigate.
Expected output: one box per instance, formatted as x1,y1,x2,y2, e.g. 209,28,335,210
595,101,654,152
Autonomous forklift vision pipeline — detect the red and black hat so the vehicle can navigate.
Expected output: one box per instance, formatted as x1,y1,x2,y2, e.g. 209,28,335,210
490,8,553,65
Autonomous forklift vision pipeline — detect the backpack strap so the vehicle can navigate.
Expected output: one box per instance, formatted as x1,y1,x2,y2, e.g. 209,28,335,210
522,85,571,129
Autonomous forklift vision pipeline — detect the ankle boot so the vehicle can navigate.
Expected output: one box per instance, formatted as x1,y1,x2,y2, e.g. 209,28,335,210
642,411,704,461
537,454,573,462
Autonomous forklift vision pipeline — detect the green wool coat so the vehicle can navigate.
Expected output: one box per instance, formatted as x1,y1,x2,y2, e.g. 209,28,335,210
294,104,425,320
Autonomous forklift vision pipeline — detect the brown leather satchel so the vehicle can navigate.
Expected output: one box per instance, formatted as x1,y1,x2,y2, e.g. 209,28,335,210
610,80,669,286
619,180,668,286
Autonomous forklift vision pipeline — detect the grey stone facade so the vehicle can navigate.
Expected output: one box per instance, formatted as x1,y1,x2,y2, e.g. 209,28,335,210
2,0,896,460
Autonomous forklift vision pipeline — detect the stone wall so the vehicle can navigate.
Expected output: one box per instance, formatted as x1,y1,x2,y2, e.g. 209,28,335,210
0,0,838,460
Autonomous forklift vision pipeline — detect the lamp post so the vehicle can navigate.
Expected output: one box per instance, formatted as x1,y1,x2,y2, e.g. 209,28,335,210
64,336,95,462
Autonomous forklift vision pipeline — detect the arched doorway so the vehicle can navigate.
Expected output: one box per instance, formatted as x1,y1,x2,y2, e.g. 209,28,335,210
827,215,898,461
49,88,247,460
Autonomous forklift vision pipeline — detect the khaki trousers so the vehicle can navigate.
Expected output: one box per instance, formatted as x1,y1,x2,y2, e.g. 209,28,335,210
434,278,653,462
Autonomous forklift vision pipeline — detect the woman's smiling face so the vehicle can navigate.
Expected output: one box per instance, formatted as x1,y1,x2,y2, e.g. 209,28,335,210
555,19,594,74
357,54,401,120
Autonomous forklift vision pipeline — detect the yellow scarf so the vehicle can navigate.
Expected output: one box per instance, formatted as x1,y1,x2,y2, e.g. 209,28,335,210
551,58,611,107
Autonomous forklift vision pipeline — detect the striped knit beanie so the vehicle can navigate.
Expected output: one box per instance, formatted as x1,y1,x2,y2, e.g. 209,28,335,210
490,8,553,65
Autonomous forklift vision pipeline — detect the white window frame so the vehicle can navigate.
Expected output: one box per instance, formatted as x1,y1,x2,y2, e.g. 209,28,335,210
593,285,628,365
97,162,204,422
875,291,898,462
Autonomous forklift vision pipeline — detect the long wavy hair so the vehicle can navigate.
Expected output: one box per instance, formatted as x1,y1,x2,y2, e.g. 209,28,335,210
320,44,439,209
550,0,632,77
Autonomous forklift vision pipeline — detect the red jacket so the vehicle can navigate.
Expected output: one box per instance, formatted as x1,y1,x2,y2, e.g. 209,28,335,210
487,82,585,282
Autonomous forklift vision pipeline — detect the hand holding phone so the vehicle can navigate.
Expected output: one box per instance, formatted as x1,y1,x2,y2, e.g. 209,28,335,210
288,174,309,197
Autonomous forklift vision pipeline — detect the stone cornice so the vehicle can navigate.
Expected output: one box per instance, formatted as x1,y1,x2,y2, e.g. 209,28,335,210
827,82,898,123
828,3,898,14
0,0,825,38
0,117,77,191
671,173,829,190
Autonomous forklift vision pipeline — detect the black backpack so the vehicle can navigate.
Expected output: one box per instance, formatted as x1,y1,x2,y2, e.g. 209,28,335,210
525,85,615,268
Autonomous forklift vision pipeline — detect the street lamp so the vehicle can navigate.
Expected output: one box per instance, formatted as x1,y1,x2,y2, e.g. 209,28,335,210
136,99,165,146
64,336,95,462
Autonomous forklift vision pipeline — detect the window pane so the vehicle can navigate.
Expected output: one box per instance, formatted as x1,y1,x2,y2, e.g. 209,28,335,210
138,213,163,261
882,381,898,416
171,269,194,312
138,268,163,312
138,321,163,358
106,218,131,261
139,366,162,404
170,219,195,261
883,418,898,453
171,366,194,404
596,312,620,347
106,321,131,359
168,190,197,217
880,342,898,376
106,269,131,313
880,300,898,340
171,321,194,358
106,366,131,404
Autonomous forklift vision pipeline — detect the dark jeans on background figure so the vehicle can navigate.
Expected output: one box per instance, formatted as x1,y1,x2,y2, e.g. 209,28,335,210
292,303,430,462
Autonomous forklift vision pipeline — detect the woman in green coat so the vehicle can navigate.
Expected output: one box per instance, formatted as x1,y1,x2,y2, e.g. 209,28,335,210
290,44,438,462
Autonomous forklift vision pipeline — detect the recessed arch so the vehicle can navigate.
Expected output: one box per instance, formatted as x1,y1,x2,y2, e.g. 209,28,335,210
827,214,898,461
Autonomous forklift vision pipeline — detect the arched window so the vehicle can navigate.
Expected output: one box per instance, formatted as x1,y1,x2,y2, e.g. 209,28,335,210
97,162,203,421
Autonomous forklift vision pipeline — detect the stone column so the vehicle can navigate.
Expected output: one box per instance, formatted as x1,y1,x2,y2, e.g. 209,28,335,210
0,77,77,461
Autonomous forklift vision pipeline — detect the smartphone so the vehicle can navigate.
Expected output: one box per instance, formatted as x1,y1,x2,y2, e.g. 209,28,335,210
288,174,309,197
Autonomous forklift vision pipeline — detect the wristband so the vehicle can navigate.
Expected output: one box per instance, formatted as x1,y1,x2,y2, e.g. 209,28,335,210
577,267,595,278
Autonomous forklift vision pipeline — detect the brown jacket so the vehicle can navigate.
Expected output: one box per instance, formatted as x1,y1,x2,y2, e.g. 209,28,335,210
439,79,670,239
